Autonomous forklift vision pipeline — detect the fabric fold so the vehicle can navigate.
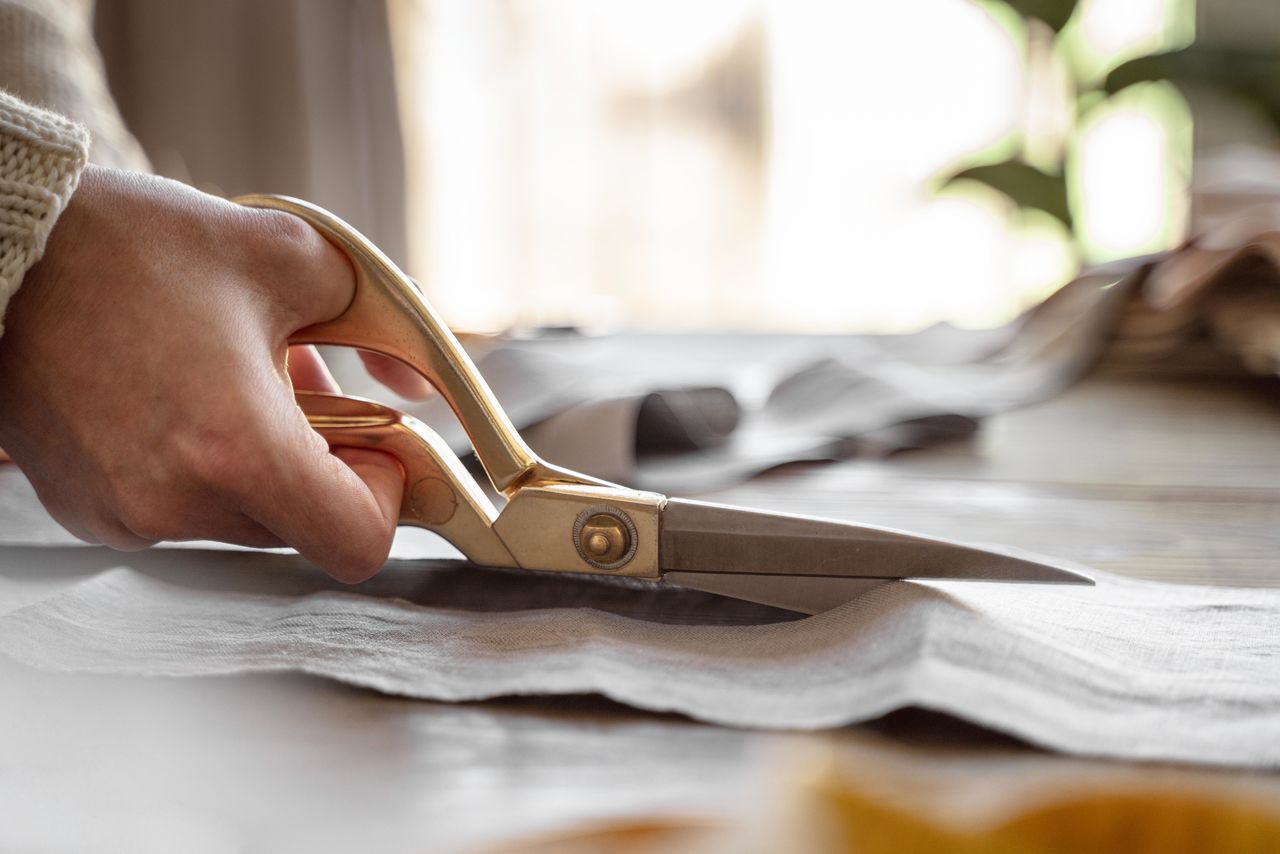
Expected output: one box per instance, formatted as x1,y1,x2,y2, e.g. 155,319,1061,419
2,559,1277,768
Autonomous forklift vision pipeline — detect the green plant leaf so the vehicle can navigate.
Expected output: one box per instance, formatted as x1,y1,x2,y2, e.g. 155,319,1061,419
1000,0,1079,32
944,161,1073,227
1105,47,1280,131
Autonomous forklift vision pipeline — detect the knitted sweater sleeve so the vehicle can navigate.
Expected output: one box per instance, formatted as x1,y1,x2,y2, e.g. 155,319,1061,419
0,88,89,333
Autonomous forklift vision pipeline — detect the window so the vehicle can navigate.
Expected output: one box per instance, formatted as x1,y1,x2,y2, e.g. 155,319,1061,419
390,0,1193,333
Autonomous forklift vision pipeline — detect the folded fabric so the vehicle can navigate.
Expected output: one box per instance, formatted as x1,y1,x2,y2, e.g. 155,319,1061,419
2,550,1276,769
319,266,1131,494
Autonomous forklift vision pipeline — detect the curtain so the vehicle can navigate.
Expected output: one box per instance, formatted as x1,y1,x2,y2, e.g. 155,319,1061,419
93,0,408,267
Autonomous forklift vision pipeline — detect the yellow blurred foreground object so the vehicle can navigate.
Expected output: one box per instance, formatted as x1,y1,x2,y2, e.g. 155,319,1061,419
774,742,1280,854
476,731,1280,854
476,817,724,854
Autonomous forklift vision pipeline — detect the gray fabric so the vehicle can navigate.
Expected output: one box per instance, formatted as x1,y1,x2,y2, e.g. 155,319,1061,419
318,270,1133,494
1,548,1276,769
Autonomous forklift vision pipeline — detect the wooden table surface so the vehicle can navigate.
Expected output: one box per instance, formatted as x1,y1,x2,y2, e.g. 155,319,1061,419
3,367,1279,853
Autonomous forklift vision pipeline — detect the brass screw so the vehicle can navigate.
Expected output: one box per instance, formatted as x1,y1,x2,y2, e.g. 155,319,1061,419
576,512,632,567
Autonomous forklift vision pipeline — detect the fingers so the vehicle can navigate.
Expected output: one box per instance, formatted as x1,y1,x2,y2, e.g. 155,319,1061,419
103,482,287,551
248,209,435,402
248,209,435,401
332,447,405,528
358,351,434,400
241,423,404,583
287,345,340,393
79,508,283,552
34,490,156,551
96,526,160,552
247,208,356,330
120,506,288,551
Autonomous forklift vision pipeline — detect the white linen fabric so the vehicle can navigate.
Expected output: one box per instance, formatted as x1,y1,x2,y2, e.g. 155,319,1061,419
1,547,1276,769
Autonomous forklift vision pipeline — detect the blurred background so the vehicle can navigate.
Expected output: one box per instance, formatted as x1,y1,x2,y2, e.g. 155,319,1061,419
383,0,1277,334
93,0,1280,338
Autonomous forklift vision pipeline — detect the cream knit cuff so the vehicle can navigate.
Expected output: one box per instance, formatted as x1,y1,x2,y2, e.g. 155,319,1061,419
0,89,90,334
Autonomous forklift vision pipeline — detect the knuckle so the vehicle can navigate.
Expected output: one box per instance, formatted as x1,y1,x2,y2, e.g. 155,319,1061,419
48,508,100,546
105,534,155,553
29,479,127,547
253,209,318,257
89,517,153,552
246,209,350,323
114,493,178,542
253,209,337,283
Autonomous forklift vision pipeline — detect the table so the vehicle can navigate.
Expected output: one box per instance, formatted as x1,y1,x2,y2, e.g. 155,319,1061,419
3,367,1279,852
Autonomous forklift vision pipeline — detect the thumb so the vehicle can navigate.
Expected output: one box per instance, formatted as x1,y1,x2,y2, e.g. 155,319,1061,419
243,422,405,583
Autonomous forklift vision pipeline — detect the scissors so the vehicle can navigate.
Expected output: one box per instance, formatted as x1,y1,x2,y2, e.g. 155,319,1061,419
237,195,1092,615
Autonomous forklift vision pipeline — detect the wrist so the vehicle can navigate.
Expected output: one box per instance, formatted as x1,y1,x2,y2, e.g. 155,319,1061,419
0,92,92,333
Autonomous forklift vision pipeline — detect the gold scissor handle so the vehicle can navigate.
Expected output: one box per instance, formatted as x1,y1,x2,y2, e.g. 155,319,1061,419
296,391,518,568
300,388,663,578
235,194,603,498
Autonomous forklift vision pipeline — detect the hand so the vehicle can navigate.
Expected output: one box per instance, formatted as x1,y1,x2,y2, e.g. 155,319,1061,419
0,166,423,582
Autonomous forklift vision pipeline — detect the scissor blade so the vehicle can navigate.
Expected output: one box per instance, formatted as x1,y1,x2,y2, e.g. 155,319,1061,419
659,498,1092,584
662,572,889,615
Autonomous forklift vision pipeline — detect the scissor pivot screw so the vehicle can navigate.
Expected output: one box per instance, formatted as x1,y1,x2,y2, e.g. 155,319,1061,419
586,532,611,556
573,506,638,570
